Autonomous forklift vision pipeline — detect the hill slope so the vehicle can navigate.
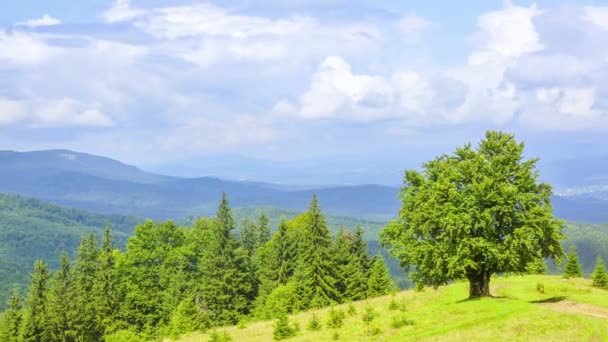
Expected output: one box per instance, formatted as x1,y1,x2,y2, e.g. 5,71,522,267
171,275,608,342
0,150,400,220
0,193,139,308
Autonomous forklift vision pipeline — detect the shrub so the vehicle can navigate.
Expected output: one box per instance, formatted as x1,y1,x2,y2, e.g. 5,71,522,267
390,314,414,329
273,313,296,340
536,282,545,294
362,305,377,336
104,330,145,342
307,313,322,331
208,330,232,342
332,331,340,340
388,298,399,310
347,303,356,316
326,307,346,329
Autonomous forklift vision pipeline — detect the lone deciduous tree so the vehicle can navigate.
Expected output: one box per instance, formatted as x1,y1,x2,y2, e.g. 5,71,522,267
381,131,564,298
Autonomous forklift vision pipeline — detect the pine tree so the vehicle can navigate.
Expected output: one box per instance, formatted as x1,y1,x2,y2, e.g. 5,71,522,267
592,256,608,289
563,245,583,279
0,289,23,342
351,226,371,277
20,260,51,342
367,256,393,298
47,251,78,342
198,193,254,325
94,227,120,333
257,211,271,246
343,252,367,301
299,195,338,308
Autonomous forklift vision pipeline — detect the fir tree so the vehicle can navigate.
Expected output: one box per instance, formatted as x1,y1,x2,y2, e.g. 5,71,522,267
563,245,583,279
20,260,51,342
343,253,367,301
47,252,78,342
592,256,608,289
257,211,271,246
0,289,23,342
367,256,393,298
299,195,338,308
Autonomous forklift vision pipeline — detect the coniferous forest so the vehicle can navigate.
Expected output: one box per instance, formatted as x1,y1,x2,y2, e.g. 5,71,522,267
0,194,392,341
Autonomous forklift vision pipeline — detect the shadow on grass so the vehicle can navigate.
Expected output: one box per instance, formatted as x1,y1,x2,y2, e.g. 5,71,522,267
455,295,507,304
529,296,567,304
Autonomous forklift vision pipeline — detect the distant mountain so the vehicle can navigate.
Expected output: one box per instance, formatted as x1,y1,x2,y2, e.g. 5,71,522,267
2,149,608,223
0,150,401,220
0,193,139,309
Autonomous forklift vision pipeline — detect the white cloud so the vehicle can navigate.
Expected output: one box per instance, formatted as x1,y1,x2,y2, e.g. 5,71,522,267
0,98,26,125
582,6,608,31
395,14,436,43
16,14,61,28
103,0,145,23
0,31,60,66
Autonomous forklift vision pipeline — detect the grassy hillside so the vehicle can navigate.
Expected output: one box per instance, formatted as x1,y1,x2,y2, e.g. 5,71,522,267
0,193,139,308
170,275,608,342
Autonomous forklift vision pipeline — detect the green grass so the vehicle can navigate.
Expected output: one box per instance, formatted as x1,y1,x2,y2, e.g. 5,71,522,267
167,275,608,342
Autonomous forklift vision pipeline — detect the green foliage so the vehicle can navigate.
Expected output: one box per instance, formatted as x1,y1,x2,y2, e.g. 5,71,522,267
526,258,549,275
361,305,377,336
326,307,345,329
367,257,393,298
591,257,608,289
273,313,296,340
536,282,545,294
0,290,22,342
388,298,399,310
332,331,340,340
20,260,50,342
47,252,78,341
346,303,356,316
298,196,338,308
104,329,145,342
381,131,565,298
258,283,299,319
563,245,584,279
208,330,233,342
390,313,414,329
306,313,322,331
0,193,135,308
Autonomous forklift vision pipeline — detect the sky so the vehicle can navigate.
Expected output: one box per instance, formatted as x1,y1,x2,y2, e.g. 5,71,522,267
2,0,608,184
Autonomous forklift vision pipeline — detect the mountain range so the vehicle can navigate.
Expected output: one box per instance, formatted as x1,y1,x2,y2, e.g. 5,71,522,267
1,149,608,223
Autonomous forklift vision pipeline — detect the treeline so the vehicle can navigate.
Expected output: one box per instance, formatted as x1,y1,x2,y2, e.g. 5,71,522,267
0,194,393,341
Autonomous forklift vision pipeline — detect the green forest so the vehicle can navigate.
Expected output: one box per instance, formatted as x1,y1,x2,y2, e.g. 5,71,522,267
0,194,393,341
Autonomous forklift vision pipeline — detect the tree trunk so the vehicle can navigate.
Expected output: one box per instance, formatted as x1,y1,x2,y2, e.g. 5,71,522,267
468,271,491,298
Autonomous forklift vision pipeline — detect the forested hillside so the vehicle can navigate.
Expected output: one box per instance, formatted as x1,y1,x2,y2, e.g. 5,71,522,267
0,194,395,341
0,194,138,308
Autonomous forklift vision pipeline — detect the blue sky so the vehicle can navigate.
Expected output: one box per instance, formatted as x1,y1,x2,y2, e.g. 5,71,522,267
2,0,608,184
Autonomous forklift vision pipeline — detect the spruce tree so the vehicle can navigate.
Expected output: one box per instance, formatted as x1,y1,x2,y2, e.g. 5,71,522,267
563,245,583,279
0,289,23,342
299,195,338,308
526,257,548,275
198,193,253,325
331,228,351,302
592,256,608,289
20,260,51,342
351,226,371,277
257,211,271,246
74,234,102,341
94,227,120,333
272,313,296,340
367,256,393,298
256,220,296,304
240,218,258,256
343,252,367,301
47,251,78,342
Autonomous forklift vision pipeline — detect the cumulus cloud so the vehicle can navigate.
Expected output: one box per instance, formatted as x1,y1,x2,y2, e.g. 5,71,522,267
0,31,61,66
16,14,61,28
103,0,145,23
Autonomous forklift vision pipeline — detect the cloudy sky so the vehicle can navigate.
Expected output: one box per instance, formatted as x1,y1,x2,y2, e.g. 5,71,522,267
1,0,608,183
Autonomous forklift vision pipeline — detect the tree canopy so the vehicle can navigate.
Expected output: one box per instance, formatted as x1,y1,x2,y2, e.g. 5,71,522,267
380,131,565,297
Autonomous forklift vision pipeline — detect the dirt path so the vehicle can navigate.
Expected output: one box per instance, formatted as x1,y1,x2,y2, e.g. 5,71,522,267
537,300,608,320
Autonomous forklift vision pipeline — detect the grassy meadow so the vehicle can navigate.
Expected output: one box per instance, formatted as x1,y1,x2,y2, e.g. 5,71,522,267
169,275,608,342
